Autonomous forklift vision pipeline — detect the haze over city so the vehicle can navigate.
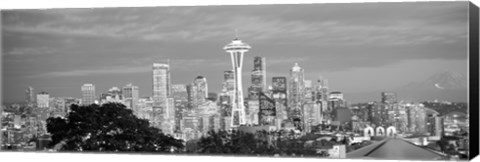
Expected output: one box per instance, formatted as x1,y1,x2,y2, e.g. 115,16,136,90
2,2,468,103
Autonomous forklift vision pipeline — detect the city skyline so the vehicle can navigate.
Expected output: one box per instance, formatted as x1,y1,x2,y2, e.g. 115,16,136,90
2,2,469,103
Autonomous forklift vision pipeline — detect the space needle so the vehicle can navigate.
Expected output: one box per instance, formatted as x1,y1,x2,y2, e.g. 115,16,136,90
223,31,251,127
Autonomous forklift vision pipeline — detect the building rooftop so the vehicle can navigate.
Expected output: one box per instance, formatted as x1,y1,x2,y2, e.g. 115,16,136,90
347,137,446,160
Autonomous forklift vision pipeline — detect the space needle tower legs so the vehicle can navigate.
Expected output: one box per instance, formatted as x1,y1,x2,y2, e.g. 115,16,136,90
223,34,251,127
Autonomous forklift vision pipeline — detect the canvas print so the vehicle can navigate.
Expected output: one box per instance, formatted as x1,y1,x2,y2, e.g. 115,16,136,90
0,1,474,161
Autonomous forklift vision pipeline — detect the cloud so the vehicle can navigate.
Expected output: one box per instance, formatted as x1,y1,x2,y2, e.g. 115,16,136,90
2,3,467,46
24,58,231,79
170,59,230,70
3,46,57,56
26,65,151,78
266,57,309,66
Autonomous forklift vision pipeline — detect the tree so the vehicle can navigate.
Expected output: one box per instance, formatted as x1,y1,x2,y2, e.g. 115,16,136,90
197,130,264,155
195,129,320,157
46,103,183,152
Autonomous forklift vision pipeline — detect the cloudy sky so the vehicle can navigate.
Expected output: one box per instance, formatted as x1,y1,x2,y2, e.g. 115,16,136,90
2,2,469,103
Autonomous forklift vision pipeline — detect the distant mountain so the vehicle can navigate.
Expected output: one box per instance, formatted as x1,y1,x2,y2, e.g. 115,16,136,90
395,71,468,103
346,71,468,104
401,71,467,91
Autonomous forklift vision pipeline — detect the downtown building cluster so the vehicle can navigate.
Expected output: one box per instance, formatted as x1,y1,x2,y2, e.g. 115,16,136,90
1,37,467,153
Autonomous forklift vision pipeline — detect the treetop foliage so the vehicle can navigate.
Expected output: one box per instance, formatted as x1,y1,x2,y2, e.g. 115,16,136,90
46,103,184,152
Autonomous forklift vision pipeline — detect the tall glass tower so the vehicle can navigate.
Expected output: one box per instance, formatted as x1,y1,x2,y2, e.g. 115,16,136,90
288,63,305,128
25,86,35,104
224,36,251,127
152,62,170,128
81,84,96,105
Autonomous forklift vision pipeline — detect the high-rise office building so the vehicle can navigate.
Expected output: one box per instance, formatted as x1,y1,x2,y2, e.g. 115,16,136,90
25,86,35,104
182,109,199,139
380,92,399,127
223,36,251,127
153,62,171,128
248,56,267,100
288,63,305,128
221,70,235,128
218,92,232,130
172,84,188,133
328,91,347,122
304,80,313,100
36,92,50,108
314,76,329,121
197,100,219,135
406,103,427,134
302,102,321,132
258,92,276,126
186,84,196,110
246,57,266,124
427,116,444,137
272,77,287,127
123,83,139,113
161,98,176,135
193,76,208,107
222,70,235,93
137,97,154,120
81,84,96,105
302,80,322,132
246,100,260,126
315,76,329,94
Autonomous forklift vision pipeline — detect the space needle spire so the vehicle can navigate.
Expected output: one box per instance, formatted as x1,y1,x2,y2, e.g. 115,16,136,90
223,31,251,127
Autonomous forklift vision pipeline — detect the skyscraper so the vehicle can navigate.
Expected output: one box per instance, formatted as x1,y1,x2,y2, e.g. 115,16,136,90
153,62,171,128
186,84,196,110
302,80,322,132
25,86,35,104
222,70,235,93
272,76,287,127
162,97,175,135
81,84,96,105
258,92,276,126
407,103,427,134
223,36,251,127
36,92,50,108
314,76,329,123
220,70,235,129
193,76,208,107
248,56,267,100
123,83,139,113
288,63,305,128
426,112,444,137
172,84,188,133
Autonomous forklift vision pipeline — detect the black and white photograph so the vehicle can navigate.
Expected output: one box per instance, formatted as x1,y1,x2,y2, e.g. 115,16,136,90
1,0,478,161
